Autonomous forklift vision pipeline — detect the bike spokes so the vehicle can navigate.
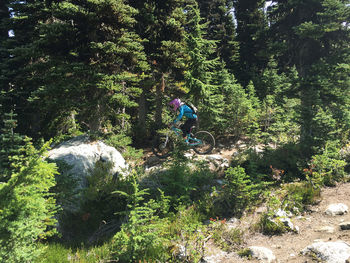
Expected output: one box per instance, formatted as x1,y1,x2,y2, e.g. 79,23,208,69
192,131,215,154
152,135,173,158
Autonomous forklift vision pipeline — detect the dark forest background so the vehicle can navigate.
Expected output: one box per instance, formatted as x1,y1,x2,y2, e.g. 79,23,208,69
0,0,350,262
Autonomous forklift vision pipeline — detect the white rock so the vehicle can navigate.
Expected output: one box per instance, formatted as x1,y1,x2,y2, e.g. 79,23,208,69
48,135,128,212
301,241,350,263
315,226,336,233
275,209,292,218
248,246,276,263
325,203,348,216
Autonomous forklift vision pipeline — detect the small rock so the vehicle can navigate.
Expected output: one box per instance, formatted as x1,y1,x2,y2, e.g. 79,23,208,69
256,206,267,214
315,226,336,234
340,222,350,230
275,209,292,218
248,246,276,263
325,203,348,216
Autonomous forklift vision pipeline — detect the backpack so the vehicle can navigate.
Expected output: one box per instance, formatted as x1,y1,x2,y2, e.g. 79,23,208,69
185,102,198,115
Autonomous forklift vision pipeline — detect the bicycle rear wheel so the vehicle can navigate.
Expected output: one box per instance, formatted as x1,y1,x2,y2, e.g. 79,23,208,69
152,135,174,158
192,131,215,154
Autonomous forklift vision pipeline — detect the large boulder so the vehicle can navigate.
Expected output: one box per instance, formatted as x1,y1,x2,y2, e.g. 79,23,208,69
301,241,350,263
48,135,128,212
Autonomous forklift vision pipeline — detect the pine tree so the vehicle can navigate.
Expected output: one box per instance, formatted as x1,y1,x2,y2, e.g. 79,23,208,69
0,141,58,262
2,0,149,138
0,0,47,137
0,1,10,110
29,0,150,136
196,0,239,72
0,111,25,181
233,0,270,88
213,67,261,138
129,0,189,128
268,0,350,156
183,3,224,131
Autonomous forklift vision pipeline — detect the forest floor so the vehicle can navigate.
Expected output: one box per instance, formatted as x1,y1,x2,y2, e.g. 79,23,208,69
143,140,350,262
203,147,350,262
204,182,350,262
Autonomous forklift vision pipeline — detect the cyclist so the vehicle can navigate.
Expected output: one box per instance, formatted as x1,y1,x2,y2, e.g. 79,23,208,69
169,98,198,143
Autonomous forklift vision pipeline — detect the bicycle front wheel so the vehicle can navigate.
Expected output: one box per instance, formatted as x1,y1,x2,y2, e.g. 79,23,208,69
192,131,215,154
152,135,174,158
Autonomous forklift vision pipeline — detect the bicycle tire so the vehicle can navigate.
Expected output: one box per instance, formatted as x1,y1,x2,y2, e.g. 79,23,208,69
192,131,215,154
152,135,174,158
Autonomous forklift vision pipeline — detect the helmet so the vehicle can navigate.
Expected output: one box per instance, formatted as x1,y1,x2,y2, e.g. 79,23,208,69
169,98,181,111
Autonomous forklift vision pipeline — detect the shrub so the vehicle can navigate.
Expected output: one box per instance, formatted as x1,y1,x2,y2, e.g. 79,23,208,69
309,142,346,186
214,166,262,217
255,193,288,235
209,217,243,251
281,182,321,211
112,177,171,262
0,141,58,262
257,213,287,235
168,205,207,263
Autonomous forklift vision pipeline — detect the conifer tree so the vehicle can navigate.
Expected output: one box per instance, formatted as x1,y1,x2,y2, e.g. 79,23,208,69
268,0,350,156
197,0,239,73
0,111,25,181
0,0,47,137
129,0,189,128
2,0,149,138
233,0,270,88
28,0,149,136
184,3,223,130
0,141,58,263
0,1,10,111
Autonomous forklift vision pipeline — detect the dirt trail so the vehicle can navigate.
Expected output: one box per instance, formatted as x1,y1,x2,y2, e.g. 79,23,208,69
207,183,350,262
144,143,350,262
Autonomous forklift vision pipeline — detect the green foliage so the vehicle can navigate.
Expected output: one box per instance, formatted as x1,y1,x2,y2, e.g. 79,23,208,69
281,182,321,211
0,111,26,180
146,157,215,209
309,142,346,186
209,218,243,251
56,159,130,243
234,143,304,182
85,160,118,202
104,133,143,166
213,166,262,217
237,248,252,258
36,242,113,263
36,243,71,263
0,141,58,263
257,212,287,236
168,205,207,263
255,193,287,235
112,177,171,262
213,71,260,138
183,2,224,132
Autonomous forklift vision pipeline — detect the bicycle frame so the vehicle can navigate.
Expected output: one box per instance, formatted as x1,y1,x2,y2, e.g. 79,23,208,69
153,125,215,158
161,126,202,147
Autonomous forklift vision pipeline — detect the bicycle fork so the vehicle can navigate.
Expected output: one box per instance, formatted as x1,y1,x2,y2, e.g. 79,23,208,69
161,132,170,149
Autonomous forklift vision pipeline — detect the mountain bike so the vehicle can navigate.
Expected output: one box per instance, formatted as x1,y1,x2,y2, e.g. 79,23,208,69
152,125,215,158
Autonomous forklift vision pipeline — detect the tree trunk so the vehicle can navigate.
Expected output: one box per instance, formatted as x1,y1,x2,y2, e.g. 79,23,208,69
297,41,316,158
154,74,165,128
89,99,105,133
138,88,146,128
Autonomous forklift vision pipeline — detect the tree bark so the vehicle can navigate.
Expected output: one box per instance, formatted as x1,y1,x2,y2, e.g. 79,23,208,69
154,73,165,128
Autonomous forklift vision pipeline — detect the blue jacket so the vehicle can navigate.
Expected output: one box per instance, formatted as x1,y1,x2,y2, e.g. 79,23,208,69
173,104,197,124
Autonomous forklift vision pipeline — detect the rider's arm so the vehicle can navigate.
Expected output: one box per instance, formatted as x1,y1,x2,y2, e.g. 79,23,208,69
173,105,184,124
